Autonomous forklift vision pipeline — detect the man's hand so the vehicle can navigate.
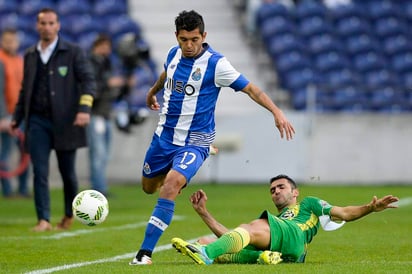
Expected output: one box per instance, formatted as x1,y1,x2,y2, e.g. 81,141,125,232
190,189,208,214
368,195,399,213
0,118,10,132
73,112,90,127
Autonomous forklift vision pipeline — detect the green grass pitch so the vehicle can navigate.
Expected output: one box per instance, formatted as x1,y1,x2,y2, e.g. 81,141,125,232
0,183,411,273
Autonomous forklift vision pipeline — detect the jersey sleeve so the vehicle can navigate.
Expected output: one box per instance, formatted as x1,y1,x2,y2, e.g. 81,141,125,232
304,196,334,216
215,57,249,91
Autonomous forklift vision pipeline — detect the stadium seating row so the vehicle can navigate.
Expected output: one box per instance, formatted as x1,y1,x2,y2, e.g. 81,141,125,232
0,0,156,110
0,0,135,51
256,0,412,112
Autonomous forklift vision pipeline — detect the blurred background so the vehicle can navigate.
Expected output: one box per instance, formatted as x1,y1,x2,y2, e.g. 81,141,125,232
1,0,411,185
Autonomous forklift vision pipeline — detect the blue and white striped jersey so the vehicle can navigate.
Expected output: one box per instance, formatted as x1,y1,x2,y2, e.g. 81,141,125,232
155,43,249,147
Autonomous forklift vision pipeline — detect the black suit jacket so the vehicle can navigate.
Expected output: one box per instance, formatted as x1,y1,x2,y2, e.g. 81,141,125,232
13,38,96,150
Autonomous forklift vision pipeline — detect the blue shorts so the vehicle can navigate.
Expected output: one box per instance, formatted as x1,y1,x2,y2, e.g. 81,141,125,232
142,134,210,183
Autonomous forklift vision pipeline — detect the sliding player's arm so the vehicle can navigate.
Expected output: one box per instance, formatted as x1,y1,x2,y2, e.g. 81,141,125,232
330,195,399,222
190,189,229,237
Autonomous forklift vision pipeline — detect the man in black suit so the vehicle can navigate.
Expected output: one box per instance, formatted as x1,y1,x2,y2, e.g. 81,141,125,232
11,8,96,231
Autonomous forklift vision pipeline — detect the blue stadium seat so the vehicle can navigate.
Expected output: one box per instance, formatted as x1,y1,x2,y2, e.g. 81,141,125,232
19,0,55,17
353,51,387,73
298,16,332,38
60,14,103,37
368,0,401,21
307,33,342,56
295,0,327,20
17,30,37,53
369,86,405,111
275,50,310,74
363,68,397,89
404,1,412,24
374,17,408,38
345,34,379,56
255,2,289,28
335,16,372,38
105,15,142,42
283,67,317,92
329,2,364,22
390,52,412,74
0,13,33,32
382,34,412,57
56,0,91,16
332,85,368,110
93,0,128,16
267,33,303,57
76,31,100,51
314,51,349,72
260,15,295,43
0,0,18,15
324,68,358,89
400,71,412,89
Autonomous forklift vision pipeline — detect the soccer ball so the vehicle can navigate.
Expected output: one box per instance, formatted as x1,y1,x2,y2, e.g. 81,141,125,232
72,190,109,226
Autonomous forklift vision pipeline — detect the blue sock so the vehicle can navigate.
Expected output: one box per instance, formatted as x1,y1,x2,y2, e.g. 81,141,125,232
140,198,175,252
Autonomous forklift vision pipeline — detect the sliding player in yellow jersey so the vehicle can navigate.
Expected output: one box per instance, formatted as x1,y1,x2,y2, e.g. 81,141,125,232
172,174,399,264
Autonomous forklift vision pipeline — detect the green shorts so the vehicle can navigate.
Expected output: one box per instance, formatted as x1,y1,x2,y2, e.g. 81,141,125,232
260,210,306,262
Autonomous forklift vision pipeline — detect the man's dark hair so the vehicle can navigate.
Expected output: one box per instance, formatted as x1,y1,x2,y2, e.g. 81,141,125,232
175,10,205,34
270,174,297,189
92,34,112,49
37,7,59,22
1,28,18,36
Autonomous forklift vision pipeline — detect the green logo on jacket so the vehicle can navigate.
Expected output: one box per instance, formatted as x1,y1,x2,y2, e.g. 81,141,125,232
58,66,68,77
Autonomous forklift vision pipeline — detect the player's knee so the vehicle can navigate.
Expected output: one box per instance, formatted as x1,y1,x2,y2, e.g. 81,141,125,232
142,184,156,194
141,179,160,194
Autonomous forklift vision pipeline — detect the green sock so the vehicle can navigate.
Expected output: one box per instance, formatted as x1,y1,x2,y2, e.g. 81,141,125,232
215,248,262,264
205,227,250,259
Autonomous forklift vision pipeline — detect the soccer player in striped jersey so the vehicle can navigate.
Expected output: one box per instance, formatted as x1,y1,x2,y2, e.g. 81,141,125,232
171,175,399,264
130,10,295,265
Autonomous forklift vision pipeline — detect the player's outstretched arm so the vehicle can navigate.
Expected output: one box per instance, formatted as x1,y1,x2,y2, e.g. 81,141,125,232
190,189,229,237
330,195,399,222
241,83,295,140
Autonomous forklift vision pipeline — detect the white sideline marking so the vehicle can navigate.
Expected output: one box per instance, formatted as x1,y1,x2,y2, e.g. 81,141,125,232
2,215,185,241
25,236,202,274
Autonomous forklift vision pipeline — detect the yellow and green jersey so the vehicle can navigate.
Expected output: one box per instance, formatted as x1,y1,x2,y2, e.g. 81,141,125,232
260,196,333,262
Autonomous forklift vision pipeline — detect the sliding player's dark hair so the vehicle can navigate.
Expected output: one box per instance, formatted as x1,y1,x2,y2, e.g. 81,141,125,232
270,174,297,189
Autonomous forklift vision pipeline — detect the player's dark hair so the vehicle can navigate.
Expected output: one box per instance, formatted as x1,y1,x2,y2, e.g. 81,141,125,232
175,10,205,34
270,174,297,189
37,7,59,22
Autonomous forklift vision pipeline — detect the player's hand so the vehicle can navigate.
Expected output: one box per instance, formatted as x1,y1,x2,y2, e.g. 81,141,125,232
273,109,295,140
368,195,399,212
146,93,160,111
73,112,90,127
190,189,208,214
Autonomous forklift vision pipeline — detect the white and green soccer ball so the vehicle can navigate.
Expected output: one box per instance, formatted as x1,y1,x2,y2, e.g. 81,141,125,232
72,190,109,226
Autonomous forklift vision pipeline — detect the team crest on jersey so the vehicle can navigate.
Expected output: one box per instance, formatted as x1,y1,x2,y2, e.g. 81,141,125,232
281,209,295,219
191,68,202,81
143,162,151,174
